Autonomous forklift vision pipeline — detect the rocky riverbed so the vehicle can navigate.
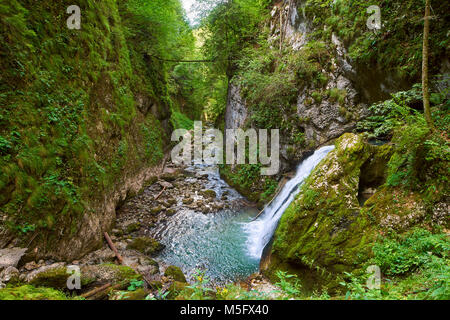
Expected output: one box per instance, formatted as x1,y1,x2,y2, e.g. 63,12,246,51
0,158,275,299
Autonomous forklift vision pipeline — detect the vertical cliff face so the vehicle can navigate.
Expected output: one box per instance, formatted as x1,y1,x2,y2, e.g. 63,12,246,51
0,0,177,261
225,84,248,130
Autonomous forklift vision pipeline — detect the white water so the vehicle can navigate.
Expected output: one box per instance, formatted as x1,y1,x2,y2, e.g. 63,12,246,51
244,145,335,259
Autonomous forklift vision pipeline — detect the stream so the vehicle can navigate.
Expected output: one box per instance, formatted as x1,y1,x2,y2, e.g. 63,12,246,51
123,146,334,284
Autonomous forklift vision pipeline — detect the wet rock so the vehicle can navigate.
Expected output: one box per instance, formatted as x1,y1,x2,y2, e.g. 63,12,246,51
201,190,217,199
161,172,178,182
110,288,148,300
81,264,142,287
127,237,164,256
158,180,174,189
0,247,27,268
165,209,176,217
164,266,186,283
150,206,164,215
167,198,177,206
182,197,194,205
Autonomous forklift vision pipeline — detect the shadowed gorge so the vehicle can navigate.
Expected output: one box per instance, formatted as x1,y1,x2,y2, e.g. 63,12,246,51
0,0,449,302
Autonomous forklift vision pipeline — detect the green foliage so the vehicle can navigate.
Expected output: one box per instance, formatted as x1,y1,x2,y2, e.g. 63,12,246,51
127,280,144,291
179,270,215,300
171,111,194,130
199,0,270,77
0,285,70,300
274,270,302,299
357,84,449,198
372,228,449,276
0,0,190,247
340,229,450,300
305,0,450,80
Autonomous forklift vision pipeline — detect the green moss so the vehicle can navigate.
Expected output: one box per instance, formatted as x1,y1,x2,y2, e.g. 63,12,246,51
127,237,164,256
125,222,141,234
28,267,69,289
164,266,186,283
201,189,217,199
0,285,69,300
0,0,171,256
97,264,142,283
267,134,377,291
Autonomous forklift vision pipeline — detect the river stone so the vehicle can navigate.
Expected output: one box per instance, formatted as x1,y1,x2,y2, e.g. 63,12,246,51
201,189,217,199
0,266,20,284
164,266,186,283
0,248,27,268
127,237,164,256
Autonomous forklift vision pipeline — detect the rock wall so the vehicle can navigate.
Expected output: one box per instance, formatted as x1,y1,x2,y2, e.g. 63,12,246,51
0,0,172,262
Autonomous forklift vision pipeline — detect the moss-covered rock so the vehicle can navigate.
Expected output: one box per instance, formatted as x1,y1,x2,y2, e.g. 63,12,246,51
26,263,141,290
0,285,69,300
110,288,148,300
164,266,186,283
27,264,71,289
127,237,164,256
125,222,141,234
167,281,190,300
265,133,394,292
201,190,217,199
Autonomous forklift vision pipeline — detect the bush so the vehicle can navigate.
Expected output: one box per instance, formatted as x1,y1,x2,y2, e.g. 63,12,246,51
372,228,449,276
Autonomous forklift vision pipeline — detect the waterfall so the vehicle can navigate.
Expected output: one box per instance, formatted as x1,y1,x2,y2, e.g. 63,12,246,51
244,145,335,259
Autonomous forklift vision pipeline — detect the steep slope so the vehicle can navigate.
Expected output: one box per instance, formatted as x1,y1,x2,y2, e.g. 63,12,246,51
220,0,449,203
0,0,189,261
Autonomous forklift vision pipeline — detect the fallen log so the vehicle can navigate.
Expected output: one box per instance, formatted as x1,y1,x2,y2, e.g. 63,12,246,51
154,186,166,201
104,232,124,265
81,283,111,298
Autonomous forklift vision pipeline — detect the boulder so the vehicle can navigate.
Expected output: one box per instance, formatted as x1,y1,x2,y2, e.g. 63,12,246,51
0,266,20,285
164,266,186,283
0,248,27,268
264,133,393,291
126,237,164,256
201,190,217,199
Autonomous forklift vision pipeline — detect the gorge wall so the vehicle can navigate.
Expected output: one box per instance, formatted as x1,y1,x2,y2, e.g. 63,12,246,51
0,0,180,261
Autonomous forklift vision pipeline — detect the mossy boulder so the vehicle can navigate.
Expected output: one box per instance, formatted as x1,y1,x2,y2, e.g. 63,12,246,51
110,288,148,300
164,266,186,283
264,133,394,292
201,189,217,199
26,264,72,289
125,222,141,234
127,237,164,256
0,285,69,300
26,263,141,290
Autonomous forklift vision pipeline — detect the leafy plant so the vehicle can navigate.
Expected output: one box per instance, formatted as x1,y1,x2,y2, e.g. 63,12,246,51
274,270,302,299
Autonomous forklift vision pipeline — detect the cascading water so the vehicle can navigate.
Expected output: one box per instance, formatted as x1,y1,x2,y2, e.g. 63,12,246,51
244,145,335,259
149,145,334,283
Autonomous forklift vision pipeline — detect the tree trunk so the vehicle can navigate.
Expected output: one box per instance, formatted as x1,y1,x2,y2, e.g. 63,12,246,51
422,0,434,129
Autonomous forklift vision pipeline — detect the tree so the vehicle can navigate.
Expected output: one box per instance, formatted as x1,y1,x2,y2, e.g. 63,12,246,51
422,0,434,129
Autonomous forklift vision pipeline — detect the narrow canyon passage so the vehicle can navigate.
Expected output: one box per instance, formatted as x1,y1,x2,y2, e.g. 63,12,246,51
117,143,334,284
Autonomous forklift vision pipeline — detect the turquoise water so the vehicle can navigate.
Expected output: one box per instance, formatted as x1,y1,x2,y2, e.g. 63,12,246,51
153,206,260,284
151,146,334,284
